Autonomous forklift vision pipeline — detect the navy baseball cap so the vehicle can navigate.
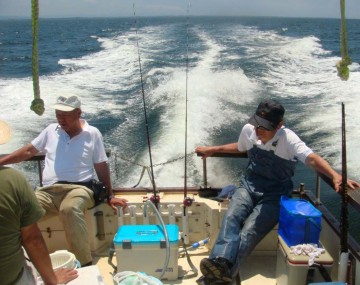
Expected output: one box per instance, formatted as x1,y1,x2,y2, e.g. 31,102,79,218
248,99,285,131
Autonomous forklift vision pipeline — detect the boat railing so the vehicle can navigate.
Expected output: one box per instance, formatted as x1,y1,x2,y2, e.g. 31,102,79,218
4,150,359,208
196,152,248,189
196,152,360,211
0,150,112,187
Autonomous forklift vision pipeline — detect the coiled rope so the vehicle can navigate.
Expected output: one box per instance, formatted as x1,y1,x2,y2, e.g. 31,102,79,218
336,0,352,80
31,0,45,115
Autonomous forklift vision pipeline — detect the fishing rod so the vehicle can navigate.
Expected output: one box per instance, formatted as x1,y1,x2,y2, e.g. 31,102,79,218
336,2,352,278
181,1,193,246
132,4,158,207
338,102,349,282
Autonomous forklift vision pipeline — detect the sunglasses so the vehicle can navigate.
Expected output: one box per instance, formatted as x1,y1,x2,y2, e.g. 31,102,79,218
254,116,273,131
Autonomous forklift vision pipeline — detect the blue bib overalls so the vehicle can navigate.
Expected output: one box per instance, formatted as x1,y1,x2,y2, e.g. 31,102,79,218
209,145,297,277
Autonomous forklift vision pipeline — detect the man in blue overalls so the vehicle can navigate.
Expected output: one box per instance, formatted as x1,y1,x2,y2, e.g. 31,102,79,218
195,99,359,285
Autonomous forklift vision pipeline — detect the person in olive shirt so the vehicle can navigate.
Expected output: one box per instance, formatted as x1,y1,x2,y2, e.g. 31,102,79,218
0,120,78,285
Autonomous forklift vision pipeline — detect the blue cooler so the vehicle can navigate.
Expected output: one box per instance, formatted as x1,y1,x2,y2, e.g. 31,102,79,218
114,224,179,280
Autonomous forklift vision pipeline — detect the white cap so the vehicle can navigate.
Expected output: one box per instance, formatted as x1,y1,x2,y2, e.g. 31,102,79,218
52,95,81,111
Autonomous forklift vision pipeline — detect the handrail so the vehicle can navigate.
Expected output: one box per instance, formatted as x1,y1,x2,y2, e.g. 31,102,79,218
196,152,248,158
318,172,360,213
0,150,111,187
20,150,112,162
196,152,248,188
196,151,360,211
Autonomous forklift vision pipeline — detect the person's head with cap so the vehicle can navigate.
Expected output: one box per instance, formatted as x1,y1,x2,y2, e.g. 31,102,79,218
53,96,83,137
248,99,285,131
0,120,12,145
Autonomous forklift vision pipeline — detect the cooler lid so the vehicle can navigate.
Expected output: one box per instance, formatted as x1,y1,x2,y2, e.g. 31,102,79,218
113,224,179,245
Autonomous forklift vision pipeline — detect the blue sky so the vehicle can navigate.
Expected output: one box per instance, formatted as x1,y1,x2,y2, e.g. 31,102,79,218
0,0,359,19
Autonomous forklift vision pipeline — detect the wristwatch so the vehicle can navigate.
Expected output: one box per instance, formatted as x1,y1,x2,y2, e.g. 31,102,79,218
108,194,114,201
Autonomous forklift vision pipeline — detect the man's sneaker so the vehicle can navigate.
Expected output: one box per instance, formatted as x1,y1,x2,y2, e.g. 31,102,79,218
200,257,233,283
196,275,232,285
196,276,211,285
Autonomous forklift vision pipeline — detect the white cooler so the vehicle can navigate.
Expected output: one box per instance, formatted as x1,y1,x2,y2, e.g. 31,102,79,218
276,235,333,285
114,224,179,281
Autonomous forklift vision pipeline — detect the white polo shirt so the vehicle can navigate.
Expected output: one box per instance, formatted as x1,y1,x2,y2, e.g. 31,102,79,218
31,119,108,186
237,124,313,164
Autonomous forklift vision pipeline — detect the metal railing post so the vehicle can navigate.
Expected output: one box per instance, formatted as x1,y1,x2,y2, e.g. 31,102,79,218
37,160,43,186
315,175,321,205
202,158,207,188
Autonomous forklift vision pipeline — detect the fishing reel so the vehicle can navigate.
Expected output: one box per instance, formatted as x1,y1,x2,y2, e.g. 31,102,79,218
183,197,194,207
149,193,160,205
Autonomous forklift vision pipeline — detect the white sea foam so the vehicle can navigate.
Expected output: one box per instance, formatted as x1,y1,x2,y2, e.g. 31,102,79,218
113,25,261,187
1,20,360,188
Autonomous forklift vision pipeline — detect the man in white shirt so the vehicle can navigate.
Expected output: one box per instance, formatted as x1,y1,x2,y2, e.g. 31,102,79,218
195,99,359,285
0,95,128,267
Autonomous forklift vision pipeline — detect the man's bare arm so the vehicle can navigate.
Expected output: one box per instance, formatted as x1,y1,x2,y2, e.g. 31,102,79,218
0,143,38,165
305,152,360,192
195,143,243,159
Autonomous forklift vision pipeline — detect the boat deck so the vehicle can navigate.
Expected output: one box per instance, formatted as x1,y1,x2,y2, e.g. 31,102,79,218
53,190,279,285
39,189,349,285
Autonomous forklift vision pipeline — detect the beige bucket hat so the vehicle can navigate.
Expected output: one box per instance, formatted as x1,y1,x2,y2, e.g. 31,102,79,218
0,120,12,145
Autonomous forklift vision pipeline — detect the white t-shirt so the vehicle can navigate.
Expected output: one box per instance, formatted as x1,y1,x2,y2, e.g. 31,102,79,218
31,119,108,186
237,124,313,164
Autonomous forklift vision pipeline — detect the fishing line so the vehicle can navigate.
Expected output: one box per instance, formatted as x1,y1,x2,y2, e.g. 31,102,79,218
180,0,194,248
132,3,157,200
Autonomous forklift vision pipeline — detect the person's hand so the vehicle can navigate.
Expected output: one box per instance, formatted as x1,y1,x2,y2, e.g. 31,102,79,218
195,146,215,159
333,174,360,193
341,178,360,192
55,267,78,284
108,197,128,214
347,179,360,190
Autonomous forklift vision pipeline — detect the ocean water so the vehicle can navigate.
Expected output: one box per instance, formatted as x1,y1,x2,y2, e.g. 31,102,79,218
1,16,360,239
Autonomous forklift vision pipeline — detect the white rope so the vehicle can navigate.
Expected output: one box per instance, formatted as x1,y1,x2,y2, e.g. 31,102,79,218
289,244,325,266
